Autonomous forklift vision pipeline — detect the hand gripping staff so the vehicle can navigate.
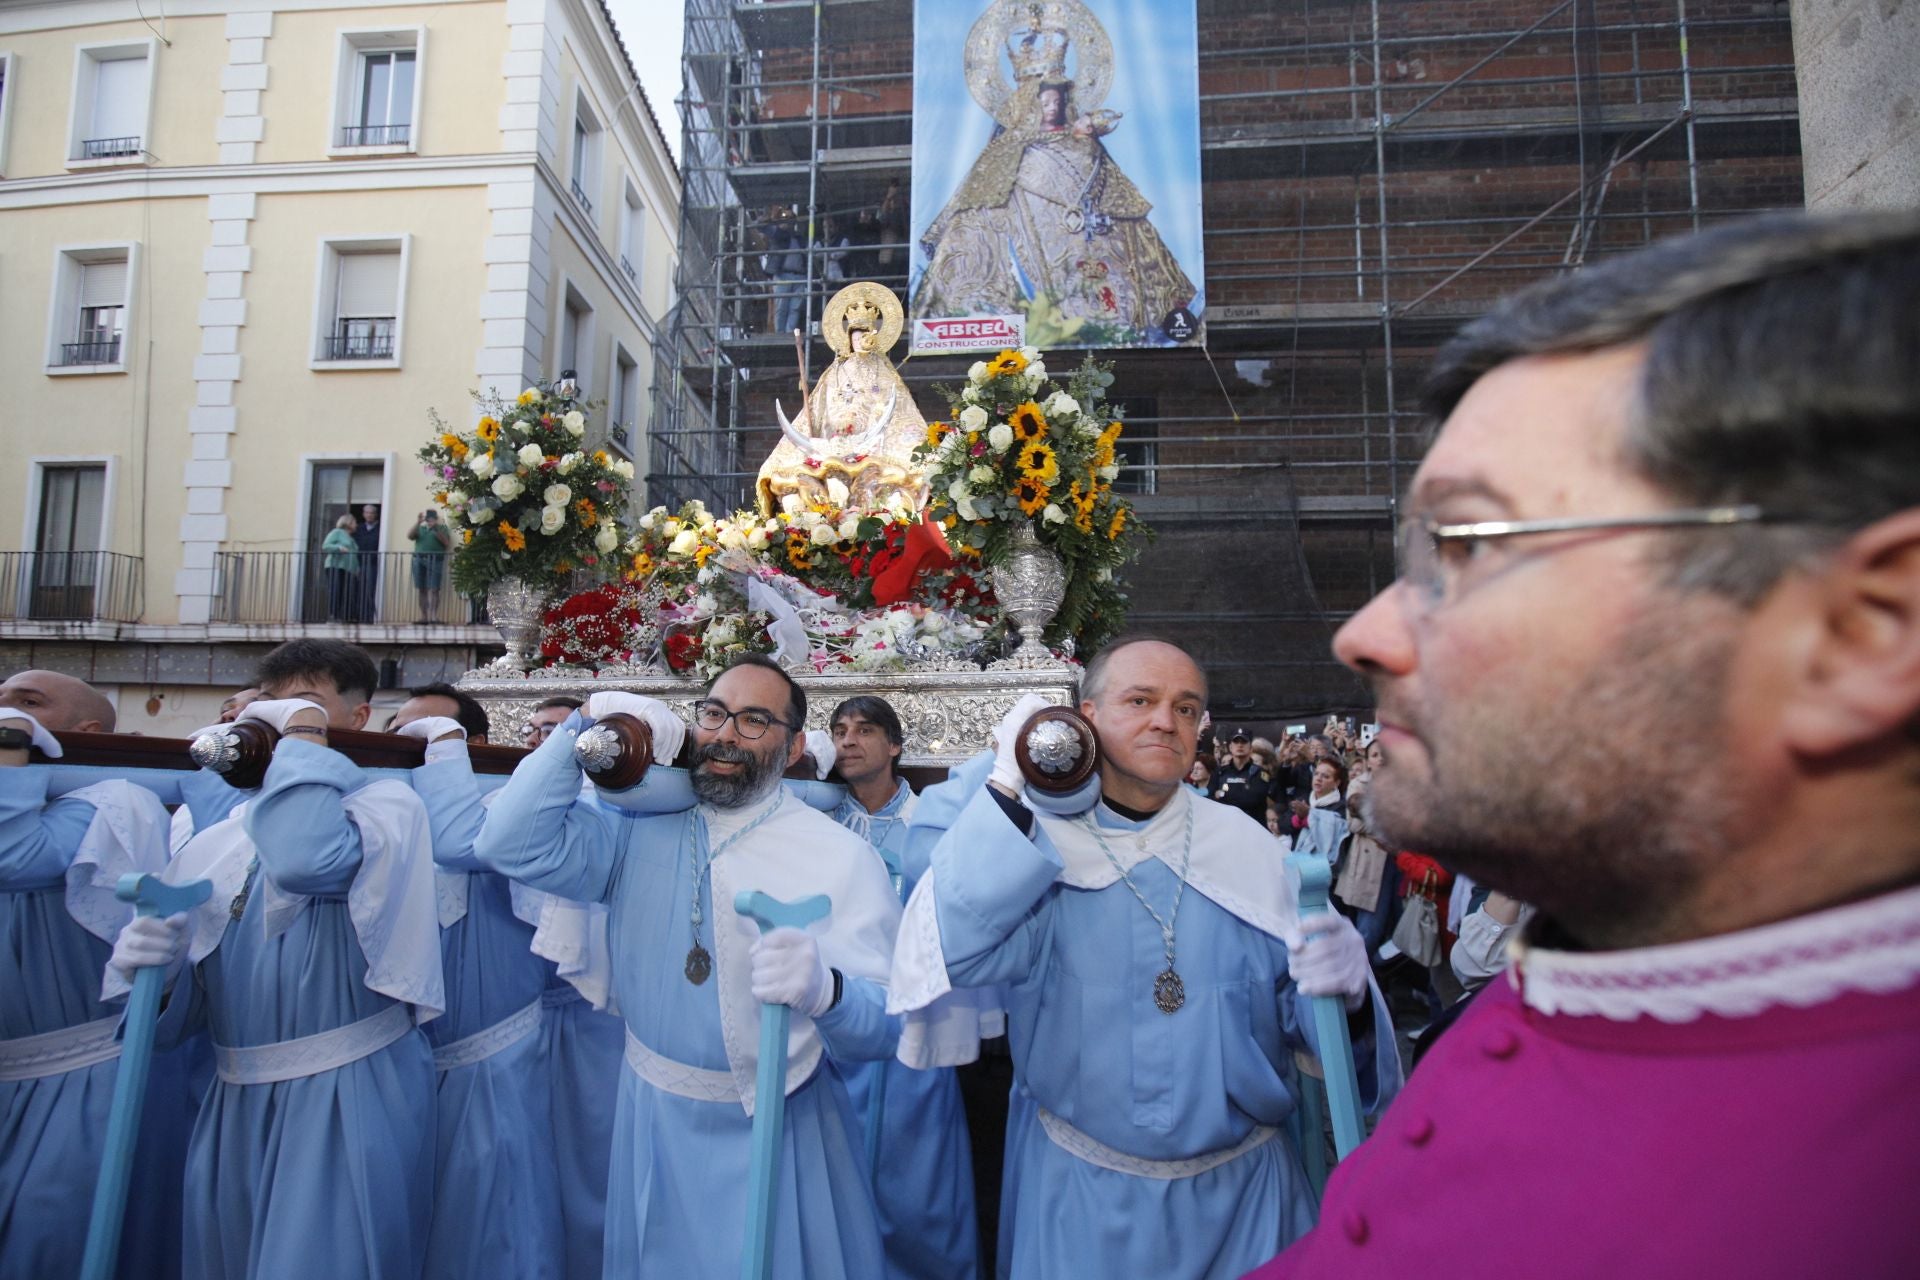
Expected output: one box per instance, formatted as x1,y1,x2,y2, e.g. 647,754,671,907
1285,852,1366,1161
81,873,213,1280
734,889,832,1280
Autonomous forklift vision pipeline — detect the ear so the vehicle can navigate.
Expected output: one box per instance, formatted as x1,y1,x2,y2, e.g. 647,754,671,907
347,702,372,732
1079,697,1098,724
1781,510,1920,756
784,728,807,768
72,718,107,734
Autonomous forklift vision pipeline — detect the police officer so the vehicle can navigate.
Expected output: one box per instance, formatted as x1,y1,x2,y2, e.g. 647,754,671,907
1210,729,1278,825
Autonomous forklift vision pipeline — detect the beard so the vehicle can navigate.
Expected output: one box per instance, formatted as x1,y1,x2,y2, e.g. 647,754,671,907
1363,593,1754,946
689,737,786,809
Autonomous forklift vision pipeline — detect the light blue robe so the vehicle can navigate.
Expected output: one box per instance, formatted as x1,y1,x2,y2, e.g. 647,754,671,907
412,754,564,1280
154,741,437,1280
830,780,980,1280
0,771,198,1280
473,720,897,1280
176,768,247,843
917,760,1402,1280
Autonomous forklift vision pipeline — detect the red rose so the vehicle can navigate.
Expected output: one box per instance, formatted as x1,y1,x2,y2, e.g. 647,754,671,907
663,631,700,672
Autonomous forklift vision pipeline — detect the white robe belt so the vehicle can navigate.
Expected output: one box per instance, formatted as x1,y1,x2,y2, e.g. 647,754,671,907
430,997,543,1072
623,1028,750,1104
0,1013,123,1082
214,1001,414,1085
1035,1107,1279,1181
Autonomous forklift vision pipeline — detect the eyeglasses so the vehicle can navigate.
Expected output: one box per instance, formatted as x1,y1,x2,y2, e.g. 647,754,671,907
691,699,796,741
1397,504,1771,610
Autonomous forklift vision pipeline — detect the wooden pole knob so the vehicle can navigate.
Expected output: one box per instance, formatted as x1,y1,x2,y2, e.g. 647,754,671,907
573,712,656,792
1015,706,1099,795
187,719,278,791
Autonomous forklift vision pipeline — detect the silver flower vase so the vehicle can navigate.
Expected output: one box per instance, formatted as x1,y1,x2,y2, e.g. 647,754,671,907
991,521,1067,661
486,577,548,672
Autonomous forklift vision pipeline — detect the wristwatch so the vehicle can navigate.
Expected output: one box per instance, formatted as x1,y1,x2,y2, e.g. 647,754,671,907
0,726,33,751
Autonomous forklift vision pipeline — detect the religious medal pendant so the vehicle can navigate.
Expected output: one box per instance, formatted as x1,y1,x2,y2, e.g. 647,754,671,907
684,941,713,986
1153,967,1185,1015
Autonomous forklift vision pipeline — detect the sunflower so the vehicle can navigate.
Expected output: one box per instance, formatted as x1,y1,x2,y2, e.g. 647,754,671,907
631,551,655,576
694,544,717,568
440,433,469,460
554,559,573,575
462,529,474,545
592,450,610,466
475,417,500,443
785,531,815,570
986,349,1029,378
1107,507,1128,540
1016,441,1059,484
924,420,950,450
1009,402,1048,442
1013,476,1050,515
1074,508,1095,534
575,498,598,528
498,521,527,552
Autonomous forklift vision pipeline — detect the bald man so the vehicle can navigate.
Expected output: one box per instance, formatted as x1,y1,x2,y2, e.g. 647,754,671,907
0,670,199,1279
0,668,116,734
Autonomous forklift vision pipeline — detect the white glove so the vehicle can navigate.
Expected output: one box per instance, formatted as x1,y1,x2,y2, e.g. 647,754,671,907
236,698,329,735
1289,911,1371,1011
585,692,685,765
0,709,63,758
109,911,190,986
394,716,466,744
989,693,1053,800
748,926,834,1017
803,729,836,780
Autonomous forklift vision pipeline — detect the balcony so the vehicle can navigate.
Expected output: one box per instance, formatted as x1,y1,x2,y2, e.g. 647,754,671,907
0,552,143,623
570,177,594,216
620,255,637,283
212,551,488,628
78,136,141,160
59,336,123,366
321,322,396,361
339,122,410,147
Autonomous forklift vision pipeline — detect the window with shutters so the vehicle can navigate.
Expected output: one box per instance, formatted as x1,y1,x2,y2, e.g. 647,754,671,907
312,237,408,368
571,93,602,216
46,244,136,373
619,181,644,285
29,463,108,620
330,29,424,153
67,41,154,164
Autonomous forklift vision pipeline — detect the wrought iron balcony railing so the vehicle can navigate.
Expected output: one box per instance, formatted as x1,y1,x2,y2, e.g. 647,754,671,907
78,136,141,160
211,550,487,627
59,337,122,366
571,177,594,215
0,552,143,623
322,325,396,361
620,255,637,282
339,122,411,147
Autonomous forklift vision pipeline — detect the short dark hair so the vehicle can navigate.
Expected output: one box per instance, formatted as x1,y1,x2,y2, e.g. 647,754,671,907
256,639,378,705
710,653,805,729
533,696,583,714
1424,210,1920,604
830,695,903,747
408,682,492,741
1078,634,1209,706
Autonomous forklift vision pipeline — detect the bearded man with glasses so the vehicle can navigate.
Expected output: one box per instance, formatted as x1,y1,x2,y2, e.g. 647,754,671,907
1250,211,1920,1278
473,654,903,1278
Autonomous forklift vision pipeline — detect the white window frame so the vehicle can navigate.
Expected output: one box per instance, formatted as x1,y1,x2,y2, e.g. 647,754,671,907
0,52,17,178
65,39,156,169
570,90,602,217
291,452,395,622
607,341,640,458
618,178,644,287
44,242,138,376
309,235,409,370
18,455,117,619
557,278,595,397
327,27,425,157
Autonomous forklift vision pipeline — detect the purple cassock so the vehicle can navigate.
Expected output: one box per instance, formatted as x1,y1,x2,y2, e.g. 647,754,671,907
1249,881,1920,1279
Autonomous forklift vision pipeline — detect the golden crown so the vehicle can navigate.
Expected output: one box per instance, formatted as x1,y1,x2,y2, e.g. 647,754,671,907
844,295,882,328
1008,5,1070,82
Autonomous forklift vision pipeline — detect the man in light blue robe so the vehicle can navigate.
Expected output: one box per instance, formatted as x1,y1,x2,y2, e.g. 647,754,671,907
111,640,443,1280
473,657,903,1279
889,640,1403,1280
825,696,980,1280
0,674,197,1280
393,689,564,1280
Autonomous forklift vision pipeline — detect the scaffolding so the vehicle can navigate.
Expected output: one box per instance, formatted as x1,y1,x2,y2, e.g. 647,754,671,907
651,0,1800,715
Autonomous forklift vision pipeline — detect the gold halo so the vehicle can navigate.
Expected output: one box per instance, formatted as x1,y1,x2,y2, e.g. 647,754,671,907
963,0,1113,130
822,282,904,358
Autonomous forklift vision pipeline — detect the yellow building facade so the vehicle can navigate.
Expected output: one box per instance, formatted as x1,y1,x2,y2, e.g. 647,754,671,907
0,0,678,735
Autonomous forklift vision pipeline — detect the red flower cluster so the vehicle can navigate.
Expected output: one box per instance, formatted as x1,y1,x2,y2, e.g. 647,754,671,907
662,630,701,672
540,583,643,667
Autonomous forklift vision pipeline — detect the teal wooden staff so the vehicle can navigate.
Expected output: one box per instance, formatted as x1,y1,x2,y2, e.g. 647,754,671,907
1286,852,1366,1159
80,873,213,1280
734,889,832,1280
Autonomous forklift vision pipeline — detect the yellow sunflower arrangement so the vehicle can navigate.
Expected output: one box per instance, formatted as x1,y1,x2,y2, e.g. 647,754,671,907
575,498,598,528
985,349,1029,378
1016,440,1059,484
1009,402,1048,442
925,420,951,450
441,433,469,460
498,521,527,552
630,551,655,576
785,530,815,570
1013,476,1050,516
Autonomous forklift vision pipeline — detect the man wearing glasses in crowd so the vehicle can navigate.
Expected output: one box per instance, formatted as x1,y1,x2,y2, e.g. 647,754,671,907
472,654,904,1276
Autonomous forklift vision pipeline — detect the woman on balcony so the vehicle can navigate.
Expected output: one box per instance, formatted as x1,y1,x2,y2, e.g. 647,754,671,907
321,514,360,624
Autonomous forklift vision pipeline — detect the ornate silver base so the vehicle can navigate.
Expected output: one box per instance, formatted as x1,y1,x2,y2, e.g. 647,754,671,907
484,578,549,673
991,521,1067,662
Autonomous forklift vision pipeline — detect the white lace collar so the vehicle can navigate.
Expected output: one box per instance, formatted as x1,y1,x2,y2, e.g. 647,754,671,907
1509,880,1920,1024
